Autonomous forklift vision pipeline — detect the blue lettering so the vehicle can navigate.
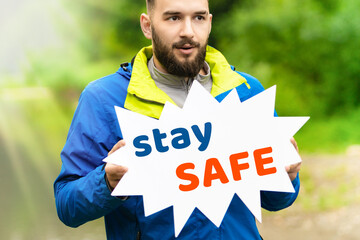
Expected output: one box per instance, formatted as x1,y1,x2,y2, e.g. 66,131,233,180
192,122,212,151
171,128,191,149
153,128,169,153
133,135,152,157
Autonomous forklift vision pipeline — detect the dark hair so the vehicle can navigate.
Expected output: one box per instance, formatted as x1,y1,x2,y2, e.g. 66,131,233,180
146,0,154,11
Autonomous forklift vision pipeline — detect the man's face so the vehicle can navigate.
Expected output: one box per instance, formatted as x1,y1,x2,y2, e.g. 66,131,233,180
148,0,212,77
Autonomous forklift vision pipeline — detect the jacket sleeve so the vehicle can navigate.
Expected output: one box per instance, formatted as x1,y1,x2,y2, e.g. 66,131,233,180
237,72,301,211
261,174,300,211
54,84,123,227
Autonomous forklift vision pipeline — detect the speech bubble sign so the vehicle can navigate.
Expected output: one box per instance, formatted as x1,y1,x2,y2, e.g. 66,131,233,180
104,82,309,237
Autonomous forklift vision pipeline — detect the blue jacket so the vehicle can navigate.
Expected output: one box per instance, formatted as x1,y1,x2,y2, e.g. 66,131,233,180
54,46,300,240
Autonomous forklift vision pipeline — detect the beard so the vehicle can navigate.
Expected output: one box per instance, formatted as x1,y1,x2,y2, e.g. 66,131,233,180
151,26,207,78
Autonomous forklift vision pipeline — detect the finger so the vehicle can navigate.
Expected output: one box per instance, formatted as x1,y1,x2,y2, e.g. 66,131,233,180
290,137,299,152
114,165,129,177
106,164,128,178
105,164,128,188
286,162,301,173
285,163,301,181
108,140,126,156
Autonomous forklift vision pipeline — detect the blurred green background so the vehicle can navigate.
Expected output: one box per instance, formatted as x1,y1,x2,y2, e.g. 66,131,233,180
1,0,359,239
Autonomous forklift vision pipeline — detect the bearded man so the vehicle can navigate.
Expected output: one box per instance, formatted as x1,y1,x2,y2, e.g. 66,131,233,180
54,0,301,239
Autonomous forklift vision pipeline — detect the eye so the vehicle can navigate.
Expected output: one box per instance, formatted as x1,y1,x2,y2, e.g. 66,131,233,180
195,15,205,21
168,16,180,21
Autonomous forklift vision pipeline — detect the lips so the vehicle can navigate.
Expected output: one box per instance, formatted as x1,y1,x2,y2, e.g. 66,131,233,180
174,42,199,55
178,47,195,55
173,40,200,49
176,43,194,52
180,44,193,49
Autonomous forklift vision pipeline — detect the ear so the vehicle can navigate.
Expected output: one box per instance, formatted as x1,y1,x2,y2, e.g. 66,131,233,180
140,13,152,40
208,14,213,35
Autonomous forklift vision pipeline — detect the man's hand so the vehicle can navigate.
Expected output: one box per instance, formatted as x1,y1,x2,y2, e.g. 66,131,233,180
286,137,302,181
105,140,128,190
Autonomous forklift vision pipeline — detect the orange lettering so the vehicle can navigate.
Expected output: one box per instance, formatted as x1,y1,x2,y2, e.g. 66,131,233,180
176,163,199,192
229,152,250,181
204,158,229,187
254,147,277,176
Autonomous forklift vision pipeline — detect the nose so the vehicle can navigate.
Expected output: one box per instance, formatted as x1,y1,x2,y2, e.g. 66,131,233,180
180,18,194,38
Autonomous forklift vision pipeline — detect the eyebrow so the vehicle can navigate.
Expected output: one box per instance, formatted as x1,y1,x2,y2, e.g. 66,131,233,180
163,10,209,16
194,11,209,15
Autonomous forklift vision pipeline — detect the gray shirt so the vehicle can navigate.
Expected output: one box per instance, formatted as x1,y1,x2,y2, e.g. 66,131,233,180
147,57,213,108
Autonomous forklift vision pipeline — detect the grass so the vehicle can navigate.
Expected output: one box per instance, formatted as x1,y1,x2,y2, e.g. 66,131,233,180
294,108,360,154
294,110,360,211
298,163,359,212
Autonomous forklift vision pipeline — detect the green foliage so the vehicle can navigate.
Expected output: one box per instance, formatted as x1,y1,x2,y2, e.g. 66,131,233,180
23,46,121,112
62,0,149,60
214,0,360,117
295,107,360,153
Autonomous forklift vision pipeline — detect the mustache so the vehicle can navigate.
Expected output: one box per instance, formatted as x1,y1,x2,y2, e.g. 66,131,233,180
172,39,200,49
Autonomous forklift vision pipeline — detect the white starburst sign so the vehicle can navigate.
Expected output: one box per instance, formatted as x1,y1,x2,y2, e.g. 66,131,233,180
104,81,309,237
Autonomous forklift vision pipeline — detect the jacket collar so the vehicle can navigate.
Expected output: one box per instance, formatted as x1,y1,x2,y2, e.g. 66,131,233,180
127,45,249,106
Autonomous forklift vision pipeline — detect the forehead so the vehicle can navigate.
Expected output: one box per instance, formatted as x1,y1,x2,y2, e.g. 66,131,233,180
152,0,209,14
